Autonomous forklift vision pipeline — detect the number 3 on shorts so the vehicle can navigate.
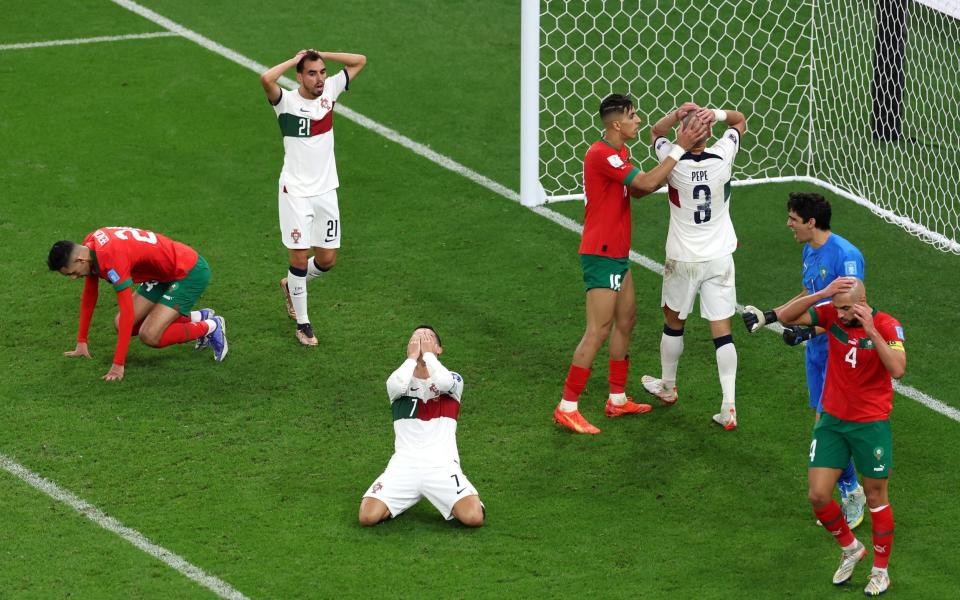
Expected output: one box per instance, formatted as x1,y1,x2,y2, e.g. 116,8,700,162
609,273,622,291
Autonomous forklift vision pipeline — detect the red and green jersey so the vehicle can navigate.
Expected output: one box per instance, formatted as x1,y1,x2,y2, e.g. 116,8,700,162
83,227,198,292
811,304,905,422
580,139,641,258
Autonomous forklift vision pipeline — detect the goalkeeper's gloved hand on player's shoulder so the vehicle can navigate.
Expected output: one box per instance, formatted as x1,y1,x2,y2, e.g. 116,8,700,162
742,305,778,333
783,325,816,346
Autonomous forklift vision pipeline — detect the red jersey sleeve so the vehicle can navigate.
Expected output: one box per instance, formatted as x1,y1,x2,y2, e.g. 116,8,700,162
876,314,905,352
99,250,134,292
77,275,100,343
811,303,835,329
587,145,640,188
111,287,136,366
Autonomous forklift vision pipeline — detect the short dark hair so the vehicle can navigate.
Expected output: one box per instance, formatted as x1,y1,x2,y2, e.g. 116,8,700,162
47,240,76,271
415,324,441,348
787,192,832,230
599,94,633,120
296,51,324,73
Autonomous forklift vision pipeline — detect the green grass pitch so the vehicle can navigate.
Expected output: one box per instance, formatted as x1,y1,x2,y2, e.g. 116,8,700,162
1,1,958,598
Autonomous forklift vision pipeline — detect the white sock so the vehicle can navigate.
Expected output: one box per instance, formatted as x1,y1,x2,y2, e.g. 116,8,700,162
608,392,627,405
716,343,737,406
288,270,309,324
190,311,202,322
203,318,218,333
559,399,578,412
306,258,326,283
842,539,860,553
660,333,684,389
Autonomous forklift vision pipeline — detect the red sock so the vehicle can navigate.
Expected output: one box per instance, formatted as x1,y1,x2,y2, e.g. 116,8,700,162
814,500,855,547
870,505,894,569
562,365,591,403
157,321,209,348
608,357,628,395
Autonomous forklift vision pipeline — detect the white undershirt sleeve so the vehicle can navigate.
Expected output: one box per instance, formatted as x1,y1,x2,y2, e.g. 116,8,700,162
386,358,417,400
422,353,455,392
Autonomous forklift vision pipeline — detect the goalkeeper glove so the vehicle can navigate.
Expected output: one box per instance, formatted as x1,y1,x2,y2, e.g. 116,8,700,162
783,325,815,346
742,305,778,333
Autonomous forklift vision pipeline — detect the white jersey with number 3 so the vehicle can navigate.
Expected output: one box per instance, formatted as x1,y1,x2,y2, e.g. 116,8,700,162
654,128,740,262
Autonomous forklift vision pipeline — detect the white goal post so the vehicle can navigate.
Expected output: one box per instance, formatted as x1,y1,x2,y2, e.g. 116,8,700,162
520,0,960,254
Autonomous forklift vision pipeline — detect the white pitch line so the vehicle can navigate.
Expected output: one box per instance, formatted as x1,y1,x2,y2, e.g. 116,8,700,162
0,31,178,51
0,453,250,600
110,1,959,422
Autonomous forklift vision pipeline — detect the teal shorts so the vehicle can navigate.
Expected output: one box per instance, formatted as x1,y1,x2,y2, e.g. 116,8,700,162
136,255,211,316
808,412,892,478
580,254,630,292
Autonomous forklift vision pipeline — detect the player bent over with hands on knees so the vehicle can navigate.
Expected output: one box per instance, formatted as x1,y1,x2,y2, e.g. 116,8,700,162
639,103,746,430
359,326,485,527
261,48,367,347
742,192,867,530
765,276,904,596
48,227,227,382
554,94,708,435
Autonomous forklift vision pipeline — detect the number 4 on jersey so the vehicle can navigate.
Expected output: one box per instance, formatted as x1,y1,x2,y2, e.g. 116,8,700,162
845,346,857,368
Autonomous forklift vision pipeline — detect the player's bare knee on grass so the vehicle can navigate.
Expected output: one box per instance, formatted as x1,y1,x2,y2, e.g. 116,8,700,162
452,497,485,528
358,498,390,527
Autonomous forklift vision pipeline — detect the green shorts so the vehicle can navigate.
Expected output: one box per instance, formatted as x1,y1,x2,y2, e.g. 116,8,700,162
580,254,630,292
136,255,211,316
808,412,892,478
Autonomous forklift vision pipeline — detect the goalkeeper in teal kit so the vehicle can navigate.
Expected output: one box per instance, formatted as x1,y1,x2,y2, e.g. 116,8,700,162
742,192,866,529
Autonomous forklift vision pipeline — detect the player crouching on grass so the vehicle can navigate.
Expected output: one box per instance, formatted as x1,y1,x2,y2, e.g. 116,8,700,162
359,326,484,527
48,227,227,382
769,276,904,596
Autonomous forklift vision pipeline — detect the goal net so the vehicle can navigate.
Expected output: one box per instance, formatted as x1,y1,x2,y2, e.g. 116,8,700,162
520,0,960,254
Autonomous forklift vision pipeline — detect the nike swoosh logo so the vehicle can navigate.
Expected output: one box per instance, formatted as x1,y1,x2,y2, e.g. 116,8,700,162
299,108,310,113
456,487,466,494
410,387,419,391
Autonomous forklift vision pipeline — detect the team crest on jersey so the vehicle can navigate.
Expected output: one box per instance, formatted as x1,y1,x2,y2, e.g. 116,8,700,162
320,98,331,110
94,229,110,246
606,154,625,169
371,481,383,494
819,266,828,280
844,261,858,275
863,339,874,349
291,228,302,243
106,269,120,284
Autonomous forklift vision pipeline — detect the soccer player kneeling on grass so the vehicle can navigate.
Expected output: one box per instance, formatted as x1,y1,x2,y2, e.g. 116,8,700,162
359,326,484,527
770,276,904,596
48,227,227,382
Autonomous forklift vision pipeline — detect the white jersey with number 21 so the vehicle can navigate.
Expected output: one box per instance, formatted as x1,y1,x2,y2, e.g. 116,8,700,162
653,128,740,262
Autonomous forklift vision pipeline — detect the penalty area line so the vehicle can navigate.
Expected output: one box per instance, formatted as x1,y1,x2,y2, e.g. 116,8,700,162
0,32,179,51
111,0,960,425
0,453,250,600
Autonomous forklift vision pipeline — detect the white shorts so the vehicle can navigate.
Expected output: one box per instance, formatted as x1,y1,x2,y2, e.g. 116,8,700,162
278,186,341,250
661,254,737,321
362,459,480,520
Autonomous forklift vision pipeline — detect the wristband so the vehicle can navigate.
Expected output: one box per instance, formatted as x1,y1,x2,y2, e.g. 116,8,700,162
712,109,728,122
668,145,685,162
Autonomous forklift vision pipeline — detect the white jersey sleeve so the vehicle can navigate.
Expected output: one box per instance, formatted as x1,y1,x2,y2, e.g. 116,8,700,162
422,353,456,396
325,70,349,100
653,136,673,161
712,127,740,162
386,359,417,401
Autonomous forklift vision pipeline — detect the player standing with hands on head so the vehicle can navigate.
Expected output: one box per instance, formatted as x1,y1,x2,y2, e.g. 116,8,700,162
768,276,904,596
742,192,867,529
48,226,227,381
359,326,485,527
261,48,367,346
640,103,746,429
554,94,708,435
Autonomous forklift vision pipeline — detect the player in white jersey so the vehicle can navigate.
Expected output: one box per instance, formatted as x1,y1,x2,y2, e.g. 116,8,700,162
359,326,485,527
261,49,367,346
641,104,747,429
